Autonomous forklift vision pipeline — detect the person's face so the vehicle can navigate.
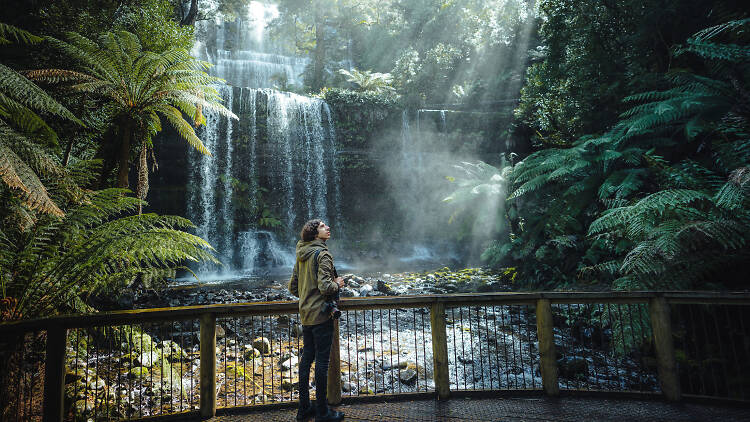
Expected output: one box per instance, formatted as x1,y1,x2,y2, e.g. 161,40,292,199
315,222,331,241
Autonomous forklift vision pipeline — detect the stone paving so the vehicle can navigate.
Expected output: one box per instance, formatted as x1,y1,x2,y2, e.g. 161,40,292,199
208,395,750,421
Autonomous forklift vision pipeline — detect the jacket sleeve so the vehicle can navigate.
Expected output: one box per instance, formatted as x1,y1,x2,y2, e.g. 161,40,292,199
288,260,299,297
317,252,338,295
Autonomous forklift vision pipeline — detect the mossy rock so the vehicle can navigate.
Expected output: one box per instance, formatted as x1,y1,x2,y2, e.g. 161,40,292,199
244,345,261,359
128,367,150,379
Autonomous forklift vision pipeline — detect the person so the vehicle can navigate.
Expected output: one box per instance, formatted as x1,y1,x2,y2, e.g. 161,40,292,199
289,219,345,422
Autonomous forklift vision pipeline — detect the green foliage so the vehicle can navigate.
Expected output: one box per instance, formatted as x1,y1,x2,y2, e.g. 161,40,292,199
320,87,400,109
0,24,84,217
515,0,726,145
500,17,750,290
35,30,236,206
0,189,218,320
271,0,535,102
113,0,195,53
337,68,397,96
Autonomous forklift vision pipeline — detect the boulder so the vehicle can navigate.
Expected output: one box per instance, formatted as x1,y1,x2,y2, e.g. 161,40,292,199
253,337,272,354
339,287,359,297
557,356,588,379
358,284,373,296
137,351,161,367
280,356,299,370
161,340,187,361
87,377,107,392
398,369,417,385
376,280,394,295
128,367,150,379
215,325,226,340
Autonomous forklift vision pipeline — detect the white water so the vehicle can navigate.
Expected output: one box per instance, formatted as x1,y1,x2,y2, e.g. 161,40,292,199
186,2,339,279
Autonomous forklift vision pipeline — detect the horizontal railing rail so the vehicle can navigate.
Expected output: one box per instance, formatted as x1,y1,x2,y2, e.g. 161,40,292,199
0,291,748,421
4,291,749,334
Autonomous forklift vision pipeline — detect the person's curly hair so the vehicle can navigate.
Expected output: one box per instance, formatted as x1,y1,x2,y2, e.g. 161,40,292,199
300,219,323,241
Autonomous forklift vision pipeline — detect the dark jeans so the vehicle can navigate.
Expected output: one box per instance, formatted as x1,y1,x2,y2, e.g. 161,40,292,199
298,318,334,415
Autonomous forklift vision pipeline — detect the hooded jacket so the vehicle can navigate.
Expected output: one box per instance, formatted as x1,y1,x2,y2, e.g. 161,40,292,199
288,238,338,326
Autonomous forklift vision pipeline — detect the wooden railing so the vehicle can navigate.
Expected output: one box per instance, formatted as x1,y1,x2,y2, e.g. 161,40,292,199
1,291,749,421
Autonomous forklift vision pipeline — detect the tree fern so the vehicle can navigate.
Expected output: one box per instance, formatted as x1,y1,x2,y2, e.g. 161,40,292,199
0,189,218,320
33,30,237,206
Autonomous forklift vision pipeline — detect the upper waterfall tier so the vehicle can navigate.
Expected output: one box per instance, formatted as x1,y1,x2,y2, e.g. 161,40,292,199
212,50,308,89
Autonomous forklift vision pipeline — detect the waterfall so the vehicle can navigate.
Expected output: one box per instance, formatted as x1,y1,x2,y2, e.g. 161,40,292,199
184,2,341,279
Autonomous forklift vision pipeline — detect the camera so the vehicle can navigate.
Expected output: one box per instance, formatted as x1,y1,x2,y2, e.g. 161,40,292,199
321,268,343,319
322,297,341,319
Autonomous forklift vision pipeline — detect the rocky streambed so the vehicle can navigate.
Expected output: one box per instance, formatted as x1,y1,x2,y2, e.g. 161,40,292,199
62,267,658,419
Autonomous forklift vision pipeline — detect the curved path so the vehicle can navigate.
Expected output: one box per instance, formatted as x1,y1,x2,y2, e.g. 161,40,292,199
209,395,750,421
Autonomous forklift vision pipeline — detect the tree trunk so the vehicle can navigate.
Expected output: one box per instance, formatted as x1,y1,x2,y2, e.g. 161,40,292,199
117,123,132,189
62,137,74,167
180,0,199,26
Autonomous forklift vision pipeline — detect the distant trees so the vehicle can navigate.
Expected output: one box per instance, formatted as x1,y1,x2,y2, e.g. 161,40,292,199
270,0,536,104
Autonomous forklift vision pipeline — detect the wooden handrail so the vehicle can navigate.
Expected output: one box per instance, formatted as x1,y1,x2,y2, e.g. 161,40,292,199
2,291,749,334
4,290,750,421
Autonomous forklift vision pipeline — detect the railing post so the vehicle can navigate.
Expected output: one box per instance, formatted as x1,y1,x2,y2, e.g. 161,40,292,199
536,299,559,396
327,318,342,405
200,313,217,418
430,301,450,399
649,297,681,401
43,326,67,422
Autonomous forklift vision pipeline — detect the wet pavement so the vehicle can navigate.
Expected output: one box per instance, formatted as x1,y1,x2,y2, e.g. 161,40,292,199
207,394,750,421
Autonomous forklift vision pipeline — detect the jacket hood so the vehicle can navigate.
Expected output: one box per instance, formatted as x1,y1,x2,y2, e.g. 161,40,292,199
296,239,328,262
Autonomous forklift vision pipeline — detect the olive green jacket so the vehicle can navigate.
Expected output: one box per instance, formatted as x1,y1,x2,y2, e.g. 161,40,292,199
288,239,338,326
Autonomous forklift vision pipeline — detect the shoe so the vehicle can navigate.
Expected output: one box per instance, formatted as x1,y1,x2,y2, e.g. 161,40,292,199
296,405,315,421
315,408,344,422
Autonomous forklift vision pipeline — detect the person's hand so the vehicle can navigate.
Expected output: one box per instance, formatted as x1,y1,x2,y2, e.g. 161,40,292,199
335,277,344,288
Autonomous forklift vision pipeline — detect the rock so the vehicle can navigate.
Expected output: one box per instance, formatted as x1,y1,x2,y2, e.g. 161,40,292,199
277,315,290,325
161,340,187,361
128,367,150,379
253,337,272,354
457,356,474,364
280,356,299,370
341,382,355,392
339,287,359,297
64,381,87,402
216,325,226,339
137,351,161,367
557,356,588,378
129,331,155,354
87,377,107,392
358,284,373,296
65,367,90,384
376,280,394,295
74,399,94,415
398,369,417,385
281,378,298,391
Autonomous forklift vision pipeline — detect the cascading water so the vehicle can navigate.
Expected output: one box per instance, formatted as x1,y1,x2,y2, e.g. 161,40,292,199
185,2,340,279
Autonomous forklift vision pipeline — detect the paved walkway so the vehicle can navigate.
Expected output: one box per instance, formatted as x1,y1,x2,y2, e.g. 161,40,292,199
209,395,750,421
